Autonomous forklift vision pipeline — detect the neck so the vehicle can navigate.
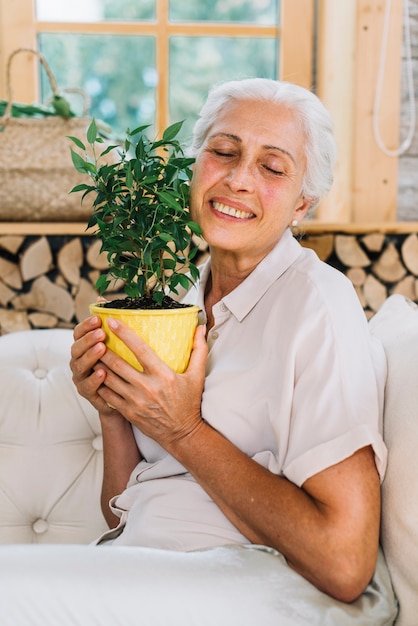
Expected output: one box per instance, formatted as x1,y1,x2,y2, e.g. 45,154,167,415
208,248,259,298
203,248,259,330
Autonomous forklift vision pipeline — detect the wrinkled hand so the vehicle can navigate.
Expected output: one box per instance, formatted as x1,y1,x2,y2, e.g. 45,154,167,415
70,315,122,419
96,318,208,451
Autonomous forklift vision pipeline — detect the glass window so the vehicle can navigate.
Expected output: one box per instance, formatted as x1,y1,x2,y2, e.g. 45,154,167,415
169,37,277,141
34,0,285,141
169,0,278,25
38,34,156,136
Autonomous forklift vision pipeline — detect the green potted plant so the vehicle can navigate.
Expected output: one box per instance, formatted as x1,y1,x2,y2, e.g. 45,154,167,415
69,119,203,373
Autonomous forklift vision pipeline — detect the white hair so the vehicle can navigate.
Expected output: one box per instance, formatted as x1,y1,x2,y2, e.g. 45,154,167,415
189,78,337,207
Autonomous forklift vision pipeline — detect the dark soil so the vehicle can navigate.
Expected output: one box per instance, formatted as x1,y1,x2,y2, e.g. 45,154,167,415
101,295,192,310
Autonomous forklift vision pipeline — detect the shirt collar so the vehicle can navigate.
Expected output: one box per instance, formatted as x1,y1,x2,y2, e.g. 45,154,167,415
218,228,303,322
185,228,303,322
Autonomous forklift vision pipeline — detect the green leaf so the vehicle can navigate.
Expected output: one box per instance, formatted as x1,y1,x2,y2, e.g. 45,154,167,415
152,291,165,306
70,148,95,174
95,274,110,295
189,264,200,281
129,124,150,137
177,273,192,289
162,120,184,142
163,258,176,270
158,232,173,242
126,164,133,189
70,183,92,193
100,144,119,157
67,135,86,151
87,119,98,144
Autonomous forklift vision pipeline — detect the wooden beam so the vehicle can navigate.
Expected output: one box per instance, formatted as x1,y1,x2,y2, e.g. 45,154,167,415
352,0,403,222
36,22,278,37
280,0,315,88
0,0,37,102
316,0,357,223
295,220,418,234
155,0,169,133
2,221,418,236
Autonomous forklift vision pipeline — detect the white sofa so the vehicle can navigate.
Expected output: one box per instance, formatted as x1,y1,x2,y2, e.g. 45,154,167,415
0,294,417,625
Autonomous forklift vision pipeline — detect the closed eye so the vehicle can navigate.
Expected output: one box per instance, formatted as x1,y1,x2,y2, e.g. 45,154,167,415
213,150,236,158
263,164,284,176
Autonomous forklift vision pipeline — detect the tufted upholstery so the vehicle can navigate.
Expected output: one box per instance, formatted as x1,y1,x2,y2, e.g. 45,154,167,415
2,299,418,624
0,329,107,544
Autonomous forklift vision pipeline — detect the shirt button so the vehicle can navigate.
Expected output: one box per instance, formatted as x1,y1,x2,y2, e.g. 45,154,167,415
92,435,103,451
33,519,49,534
220,303,227,313
211,331,219,340
33,368,48,379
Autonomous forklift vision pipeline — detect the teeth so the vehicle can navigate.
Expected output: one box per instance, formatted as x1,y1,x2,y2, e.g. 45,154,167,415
213,202,254,220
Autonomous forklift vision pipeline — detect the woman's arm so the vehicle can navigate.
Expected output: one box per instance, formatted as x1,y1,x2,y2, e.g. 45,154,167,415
70,316,141,527
94,318,380,602
171,427,380,603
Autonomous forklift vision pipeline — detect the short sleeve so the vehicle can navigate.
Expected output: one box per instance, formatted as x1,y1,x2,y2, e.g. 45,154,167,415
280,275,387,487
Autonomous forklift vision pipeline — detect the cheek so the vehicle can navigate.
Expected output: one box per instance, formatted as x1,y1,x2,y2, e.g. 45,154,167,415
193,154,221,186
189,180,204,223
260,188,284,218
189,159,215,211
261,183,302,218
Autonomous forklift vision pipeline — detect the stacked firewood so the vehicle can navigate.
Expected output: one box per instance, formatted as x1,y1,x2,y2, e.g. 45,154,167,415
0,236,108,334
298,232,418,318
0,231,417,334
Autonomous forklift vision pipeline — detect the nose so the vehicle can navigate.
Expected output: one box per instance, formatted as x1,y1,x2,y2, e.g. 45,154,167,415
224,160,255,193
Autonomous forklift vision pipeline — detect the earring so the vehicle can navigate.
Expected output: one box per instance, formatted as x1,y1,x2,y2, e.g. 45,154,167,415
290,219,298,228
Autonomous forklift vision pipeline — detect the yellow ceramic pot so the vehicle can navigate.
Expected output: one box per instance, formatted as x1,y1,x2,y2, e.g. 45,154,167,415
89,302,200,373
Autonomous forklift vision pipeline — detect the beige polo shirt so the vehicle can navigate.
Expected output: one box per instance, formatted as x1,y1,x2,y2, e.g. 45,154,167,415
109,228,387,550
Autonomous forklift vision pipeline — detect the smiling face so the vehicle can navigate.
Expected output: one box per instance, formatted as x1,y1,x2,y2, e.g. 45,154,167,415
189,99,312,266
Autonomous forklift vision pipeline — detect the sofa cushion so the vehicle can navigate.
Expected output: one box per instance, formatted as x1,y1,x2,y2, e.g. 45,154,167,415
369,295,418,626
0,329,107,544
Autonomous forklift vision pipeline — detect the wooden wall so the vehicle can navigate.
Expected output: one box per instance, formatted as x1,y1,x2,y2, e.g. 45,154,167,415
316,0,418,223
397,0,418,220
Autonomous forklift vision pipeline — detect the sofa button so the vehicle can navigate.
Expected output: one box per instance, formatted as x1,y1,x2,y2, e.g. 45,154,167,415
33,368,48,379
33,518,49,534
92,435,103,451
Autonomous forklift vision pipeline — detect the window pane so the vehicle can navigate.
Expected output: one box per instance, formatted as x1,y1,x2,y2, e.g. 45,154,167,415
38,34,156,136
35,0,155,22
170,0,278,24
169,37,277,141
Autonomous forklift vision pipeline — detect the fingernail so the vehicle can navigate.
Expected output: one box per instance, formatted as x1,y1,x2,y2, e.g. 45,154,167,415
108,318,118,330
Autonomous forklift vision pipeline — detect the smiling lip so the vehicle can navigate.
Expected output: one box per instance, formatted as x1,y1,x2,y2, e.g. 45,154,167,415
212,201,255,220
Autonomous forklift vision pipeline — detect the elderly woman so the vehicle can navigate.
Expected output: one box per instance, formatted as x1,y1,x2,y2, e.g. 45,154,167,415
70,78,397,623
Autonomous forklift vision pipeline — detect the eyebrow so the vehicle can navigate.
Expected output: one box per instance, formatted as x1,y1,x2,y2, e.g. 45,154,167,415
208,132,297,165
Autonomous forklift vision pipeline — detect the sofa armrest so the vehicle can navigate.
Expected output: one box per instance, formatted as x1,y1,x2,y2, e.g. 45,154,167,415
369,295,418,626
0,329,107,544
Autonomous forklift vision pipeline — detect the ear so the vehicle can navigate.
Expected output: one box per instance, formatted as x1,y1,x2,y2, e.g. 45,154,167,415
291,195,314,225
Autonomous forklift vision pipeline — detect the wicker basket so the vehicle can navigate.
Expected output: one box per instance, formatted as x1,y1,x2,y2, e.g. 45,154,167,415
0,48,96,222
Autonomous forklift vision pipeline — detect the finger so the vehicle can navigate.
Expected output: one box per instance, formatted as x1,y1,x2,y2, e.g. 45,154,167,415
106,317,169,374
71,327,106,363
94,359,135,410
186,325,208,381
70,323,107,390
73,315,102,341
73,363,106,405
